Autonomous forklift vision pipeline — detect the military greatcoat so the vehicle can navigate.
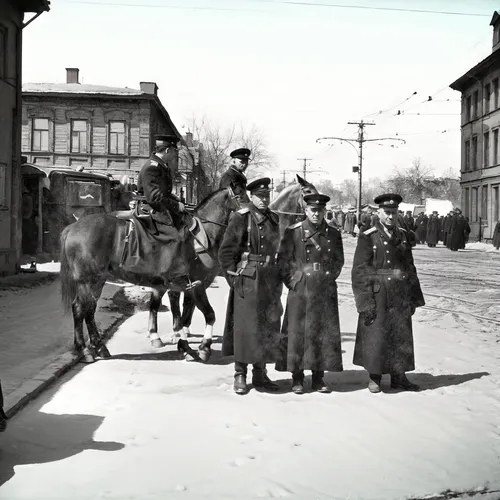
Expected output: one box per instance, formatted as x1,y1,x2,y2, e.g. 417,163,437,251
218,204,283,364
219,167,247,192
351,221,425,375
276,219,344,373
425,215,441,245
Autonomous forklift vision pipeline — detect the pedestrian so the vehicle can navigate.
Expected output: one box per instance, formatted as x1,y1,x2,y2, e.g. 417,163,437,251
219,148,250,192
219,177,283,395
351,193,425,393
425,211,441,247
276,193,344,394
344,208,357,236
414,212,428,244
0,379,7,432
404,210,415,232
448,208,469,251
493,219,500,250
443,211,454,247
358,205,373,233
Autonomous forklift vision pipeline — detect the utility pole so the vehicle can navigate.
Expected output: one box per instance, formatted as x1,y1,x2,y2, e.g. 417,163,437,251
297,158,313,180
317,122,406,221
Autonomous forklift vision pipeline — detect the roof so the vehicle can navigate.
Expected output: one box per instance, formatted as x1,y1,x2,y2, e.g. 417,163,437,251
21,163,110,181
490,11,500,26
19,0,50,13
22,82,183,142
23,82,144,96
449,49,500,92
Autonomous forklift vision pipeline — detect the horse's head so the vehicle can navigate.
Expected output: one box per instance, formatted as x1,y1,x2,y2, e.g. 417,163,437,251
294,174,319,213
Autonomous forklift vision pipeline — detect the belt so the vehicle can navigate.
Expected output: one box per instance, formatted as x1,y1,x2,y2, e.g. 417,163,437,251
303,262,330,274
374,269,407,279
247,253,275,265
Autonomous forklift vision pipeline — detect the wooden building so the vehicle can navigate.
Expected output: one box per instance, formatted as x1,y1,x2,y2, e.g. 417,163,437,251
22,68,204,203
0,0,50,275
450,11,500,241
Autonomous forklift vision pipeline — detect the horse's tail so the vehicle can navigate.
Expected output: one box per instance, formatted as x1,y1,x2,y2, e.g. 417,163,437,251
60,226,77,313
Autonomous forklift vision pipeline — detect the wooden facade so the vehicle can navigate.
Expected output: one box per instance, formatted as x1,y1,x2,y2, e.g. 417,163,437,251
0,0,49,275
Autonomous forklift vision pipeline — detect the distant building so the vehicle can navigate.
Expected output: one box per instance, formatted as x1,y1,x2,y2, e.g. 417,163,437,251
0,0,50,275
21,68,203,201
450,11,500,241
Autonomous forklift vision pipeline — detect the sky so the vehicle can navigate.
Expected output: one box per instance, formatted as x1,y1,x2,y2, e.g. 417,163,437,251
21,0,500,187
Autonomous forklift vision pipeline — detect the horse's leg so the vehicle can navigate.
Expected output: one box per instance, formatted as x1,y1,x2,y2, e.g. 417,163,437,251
73,283,97,363
176,290,202,361
84,280,111,359
193,286,216,362
148,288,166,348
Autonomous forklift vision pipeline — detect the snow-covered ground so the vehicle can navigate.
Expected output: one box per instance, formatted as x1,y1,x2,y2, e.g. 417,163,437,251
1,238,499,500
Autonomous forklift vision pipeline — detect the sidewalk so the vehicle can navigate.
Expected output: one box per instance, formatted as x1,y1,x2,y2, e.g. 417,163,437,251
0,266,129,418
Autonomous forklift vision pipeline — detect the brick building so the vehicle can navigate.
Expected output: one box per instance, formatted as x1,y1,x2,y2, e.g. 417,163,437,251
450,11,500,241
0,0,50,275
21,68,206,203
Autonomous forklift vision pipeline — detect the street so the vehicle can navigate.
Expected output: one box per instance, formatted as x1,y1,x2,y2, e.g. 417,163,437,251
0,237,499,500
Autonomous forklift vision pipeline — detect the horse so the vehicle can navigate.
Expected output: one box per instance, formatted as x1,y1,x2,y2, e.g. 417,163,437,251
165,174,319,361
59,186,244,363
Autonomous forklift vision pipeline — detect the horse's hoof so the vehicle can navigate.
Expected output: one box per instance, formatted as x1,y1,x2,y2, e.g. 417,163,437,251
97,345,112,359
177,339,200,361
198,339,212,362
151,338,165,348
81,347,96,363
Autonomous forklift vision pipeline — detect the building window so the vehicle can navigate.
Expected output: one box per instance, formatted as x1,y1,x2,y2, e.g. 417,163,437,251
472,187,479,222
484,131,490,167
464,140,471,171
464,187,469,219
0,25,6,80
0,162,6,208
484,83,491,114
482,185,488,221
71,120,88,153
493,185,500,221
466,95,472,122
109,121,125,155
472,136,478,170
473,90,479,119
32,118,50,152
494,78,499,110
494,129,499,165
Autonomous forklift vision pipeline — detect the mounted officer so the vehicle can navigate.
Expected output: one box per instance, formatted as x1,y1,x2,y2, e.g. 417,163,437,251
351,193,425,393
276,193,344,394
219,177,283,395
219,148,250,192
135,134,198,291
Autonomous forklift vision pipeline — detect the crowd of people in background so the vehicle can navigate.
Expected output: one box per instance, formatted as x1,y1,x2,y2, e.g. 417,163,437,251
325,205,473,251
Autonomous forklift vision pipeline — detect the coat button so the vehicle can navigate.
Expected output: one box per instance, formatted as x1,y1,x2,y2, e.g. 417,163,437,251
306,273,311,276
328,240,331,243
328,249,331,252
373,246,377,249
259,226,263,229
388,277,391,280
326,271,330,275
260,235,263,239
261,245,263,248
307,249,310,253
387,260,391,263
386,250,389,254
260,262,263,266
384,242,388,245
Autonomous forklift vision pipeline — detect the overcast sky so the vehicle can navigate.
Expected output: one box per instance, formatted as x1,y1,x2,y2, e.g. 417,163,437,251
21,0,499,186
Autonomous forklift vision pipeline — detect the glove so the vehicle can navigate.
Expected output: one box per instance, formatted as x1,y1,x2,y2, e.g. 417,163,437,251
178,202,185,212
362,309,377,326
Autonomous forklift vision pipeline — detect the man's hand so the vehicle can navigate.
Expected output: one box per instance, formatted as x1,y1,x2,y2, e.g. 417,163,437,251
178,202,185,212
362,309,377,326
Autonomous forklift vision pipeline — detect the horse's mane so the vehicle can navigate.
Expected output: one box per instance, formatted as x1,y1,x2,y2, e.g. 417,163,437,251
194,188,228,211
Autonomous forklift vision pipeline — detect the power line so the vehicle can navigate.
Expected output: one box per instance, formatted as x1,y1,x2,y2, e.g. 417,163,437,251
250,0,491,17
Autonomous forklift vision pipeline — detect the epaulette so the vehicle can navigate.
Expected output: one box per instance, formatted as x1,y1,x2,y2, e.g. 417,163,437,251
150,160,158,167
289,221,303,229
363,226,377,235
237,207,250,214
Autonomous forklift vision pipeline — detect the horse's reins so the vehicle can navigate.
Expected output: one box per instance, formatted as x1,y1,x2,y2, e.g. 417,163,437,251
185,186,240,227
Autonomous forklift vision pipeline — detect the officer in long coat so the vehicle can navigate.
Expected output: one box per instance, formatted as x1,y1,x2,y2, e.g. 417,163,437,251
425,211,441,247
219,148,250,192
351,193,425,393
276,193,344,394
219,178,283,395
448,209,470,251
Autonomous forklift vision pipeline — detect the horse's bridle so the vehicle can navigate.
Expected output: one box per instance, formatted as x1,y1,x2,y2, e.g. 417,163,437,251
192,186,241,228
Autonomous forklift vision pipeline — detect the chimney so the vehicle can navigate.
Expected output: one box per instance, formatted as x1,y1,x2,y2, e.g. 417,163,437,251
185,131,193,147
140,82,158,95
66,68,80,84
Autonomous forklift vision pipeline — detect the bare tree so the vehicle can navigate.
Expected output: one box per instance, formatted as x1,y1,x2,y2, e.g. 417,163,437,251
236,124,277,178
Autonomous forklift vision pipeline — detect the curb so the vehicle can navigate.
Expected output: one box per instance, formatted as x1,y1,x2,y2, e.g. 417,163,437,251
4,311,128,420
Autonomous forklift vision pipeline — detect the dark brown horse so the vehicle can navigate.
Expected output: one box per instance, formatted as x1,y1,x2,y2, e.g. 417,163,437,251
166,174,318,360
60,186,244,363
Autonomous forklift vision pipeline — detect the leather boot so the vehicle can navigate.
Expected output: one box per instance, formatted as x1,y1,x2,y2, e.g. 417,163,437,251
252,366,279,392
390,373,420,392
291,371,304,394
311,370,331,393
368,374,382,393
233,374,248,395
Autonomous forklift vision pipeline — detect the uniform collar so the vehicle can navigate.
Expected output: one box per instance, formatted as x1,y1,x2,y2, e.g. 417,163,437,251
303,218,329,236
153,153,168,168
376,220,398,241
248,203,278,225
230,167,246,180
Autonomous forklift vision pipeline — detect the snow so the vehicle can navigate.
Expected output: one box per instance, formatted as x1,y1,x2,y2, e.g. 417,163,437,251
1,238,499,500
